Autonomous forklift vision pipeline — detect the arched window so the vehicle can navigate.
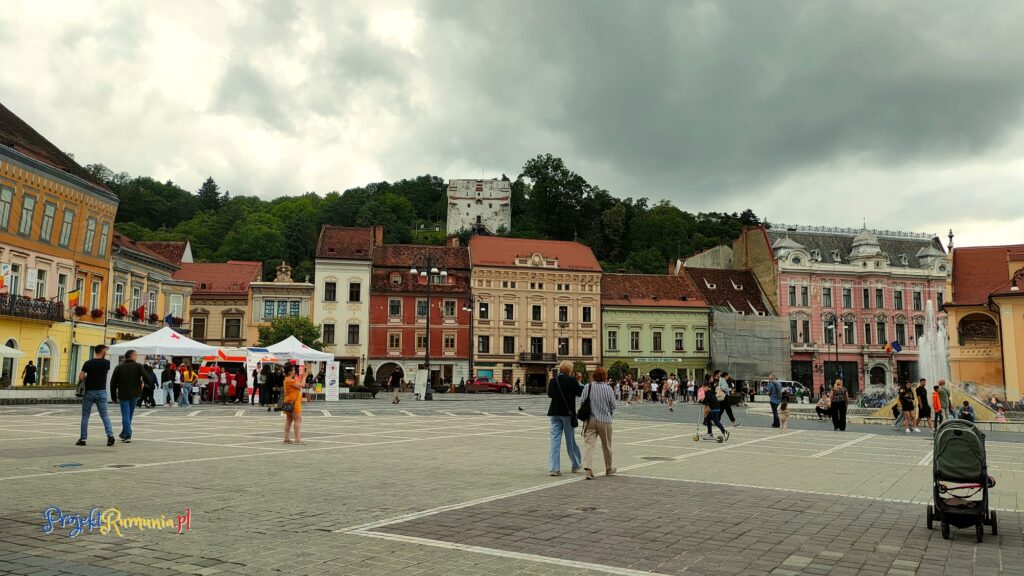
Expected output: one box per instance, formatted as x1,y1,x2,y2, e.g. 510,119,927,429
36,340,55,385
1,339,17,388
958,313,998,346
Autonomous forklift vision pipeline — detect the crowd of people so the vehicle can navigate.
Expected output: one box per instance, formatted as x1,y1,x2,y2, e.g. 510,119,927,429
75,350,320,447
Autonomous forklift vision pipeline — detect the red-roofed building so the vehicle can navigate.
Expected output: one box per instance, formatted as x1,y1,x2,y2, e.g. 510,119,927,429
468,236,601,390
600,274,710,382
368,244,471,388
106,233,194,345
314,225,381,383
947,242,1024,401
173,260,261,346
137,241,193,265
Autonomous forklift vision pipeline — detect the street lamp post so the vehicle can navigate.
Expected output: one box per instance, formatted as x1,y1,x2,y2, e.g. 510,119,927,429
462,295,478,391
410,254,447,401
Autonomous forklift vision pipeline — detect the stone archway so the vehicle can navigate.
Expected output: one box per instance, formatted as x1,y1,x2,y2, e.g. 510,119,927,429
648,368,668,381
376,362,404,385
868,364,888,388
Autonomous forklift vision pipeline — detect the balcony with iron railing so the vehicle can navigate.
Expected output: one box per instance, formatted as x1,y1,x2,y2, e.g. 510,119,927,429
518,352,556,363
0,294,65,323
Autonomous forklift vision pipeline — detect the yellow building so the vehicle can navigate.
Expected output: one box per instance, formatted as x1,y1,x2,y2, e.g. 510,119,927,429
946,242,1024,402
105,233,193,345
0,102,118,386
248,262,314,345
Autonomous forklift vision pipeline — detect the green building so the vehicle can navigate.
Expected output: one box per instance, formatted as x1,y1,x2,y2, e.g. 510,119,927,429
601,274,710,382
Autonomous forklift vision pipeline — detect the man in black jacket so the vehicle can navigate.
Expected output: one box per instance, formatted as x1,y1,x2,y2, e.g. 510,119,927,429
111,350,147,442
546,361,582,476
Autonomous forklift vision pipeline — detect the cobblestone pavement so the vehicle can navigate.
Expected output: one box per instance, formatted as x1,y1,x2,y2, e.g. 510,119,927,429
1,398,1023,575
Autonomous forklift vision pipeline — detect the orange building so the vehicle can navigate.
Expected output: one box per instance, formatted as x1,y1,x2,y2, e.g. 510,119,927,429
0,102,118,385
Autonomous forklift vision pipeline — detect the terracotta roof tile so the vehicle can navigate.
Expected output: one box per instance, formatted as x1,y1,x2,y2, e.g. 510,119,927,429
952,244,1024,304
372,245,470,269
137,241,187,264
469,236,601,272
172,261,262,295
112,233,177,266
0,102,109,190
601,274,706,307
316,226,376,260
682,268,772,315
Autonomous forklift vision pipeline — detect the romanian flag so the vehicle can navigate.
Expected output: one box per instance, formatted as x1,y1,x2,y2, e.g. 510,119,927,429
68,289,81,309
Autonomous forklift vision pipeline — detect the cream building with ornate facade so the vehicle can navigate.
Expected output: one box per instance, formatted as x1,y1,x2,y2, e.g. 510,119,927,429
468,236,601,390
106,233,193,345
248,262,314,345
314,226,379,385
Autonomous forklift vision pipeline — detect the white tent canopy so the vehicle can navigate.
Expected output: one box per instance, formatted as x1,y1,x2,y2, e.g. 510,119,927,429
266,336,333,361
107,326,218,357
0,343,25,357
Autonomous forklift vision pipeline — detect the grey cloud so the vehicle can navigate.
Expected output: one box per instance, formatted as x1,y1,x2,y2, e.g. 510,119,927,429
417,0,1024,198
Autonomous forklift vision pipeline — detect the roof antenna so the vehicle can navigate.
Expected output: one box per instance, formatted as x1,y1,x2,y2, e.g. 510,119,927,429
947,229,954,251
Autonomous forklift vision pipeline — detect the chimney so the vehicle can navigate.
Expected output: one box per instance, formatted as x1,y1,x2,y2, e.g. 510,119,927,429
373,225,384,246
446,235,460,247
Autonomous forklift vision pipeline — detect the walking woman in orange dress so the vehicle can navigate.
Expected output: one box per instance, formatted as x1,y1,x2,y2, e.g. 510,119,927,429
282,364,304,445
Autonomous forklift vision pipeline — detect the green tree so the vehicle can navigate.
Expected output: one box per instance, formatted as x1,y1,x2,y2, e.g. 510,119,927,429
608,361,631,382
114,222,151,241
196,176,224,212
216,213,287,278
257,316,323,349
356,192,415,243
519,154,593,241
572,360,590,384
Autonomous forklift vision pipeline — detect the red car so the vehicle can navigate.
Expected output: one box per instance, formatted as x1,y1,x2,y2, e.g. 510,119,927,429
466,376,512,393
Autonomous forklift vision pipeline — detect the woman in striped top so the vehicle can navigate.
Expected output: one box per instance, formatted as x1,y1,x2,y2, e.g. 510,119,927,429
581,367,618,480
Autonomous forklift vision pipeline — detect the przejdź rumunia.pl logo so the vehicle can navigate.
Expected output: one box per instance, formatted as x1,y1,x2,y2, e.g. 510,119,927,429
41,506,191,537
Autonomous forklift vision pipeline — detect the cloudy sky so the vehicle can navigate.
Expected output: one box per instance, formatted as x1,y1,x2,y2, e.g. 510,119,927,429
2,0,1023,246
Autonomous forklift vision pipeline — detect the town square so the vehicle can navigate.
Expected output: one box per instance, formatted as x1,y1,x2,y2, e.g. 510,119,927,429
3,2,1024,575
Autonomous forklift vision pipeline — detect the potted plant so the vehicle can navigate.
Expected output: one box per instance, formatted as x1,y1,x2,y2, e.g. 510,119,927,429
74,305,88,316
172,316,184,327
148,312,160,322
90,308,104,319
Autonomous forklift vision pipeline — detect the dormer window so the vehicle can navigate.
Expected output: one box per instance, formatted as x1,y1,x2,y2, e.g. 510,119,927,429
731,279,743,291
704,278,717,289
810,249,821,261
831,250,841,262
900,254,909,266
390,272,402,286
791,257,802,265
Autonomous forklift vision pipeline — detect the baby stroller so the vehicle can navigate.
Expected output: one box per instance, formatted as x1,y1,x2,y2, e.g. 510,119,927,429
926,419,997,542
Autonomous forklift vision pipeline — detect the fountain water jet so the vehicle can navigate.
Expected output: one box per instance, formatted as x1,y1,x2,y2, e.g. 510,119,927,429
917,300,950,386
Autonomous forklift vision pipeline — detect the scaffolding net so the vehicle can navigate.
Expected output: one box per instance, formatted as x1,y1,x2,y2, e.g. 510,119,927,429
710,313,792,383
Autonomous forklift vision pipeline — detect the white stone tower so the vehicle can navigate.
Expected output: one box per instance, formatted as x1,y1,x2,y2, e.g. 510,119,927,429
446,179,511,236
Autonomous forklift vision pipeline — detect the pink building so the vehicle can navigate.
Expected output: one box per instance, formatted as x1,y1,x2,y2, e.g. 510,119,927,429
734,225,950,395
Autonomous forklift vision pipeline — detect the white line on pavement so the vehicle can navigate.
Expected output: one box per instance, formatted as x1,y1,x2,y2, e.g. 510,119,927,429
186,411,200,417
321,410,331,417
235,410,245,417
917,449,934,467
361,410,374,416
351,530,670,576
401,410,415,416
809,433,875,458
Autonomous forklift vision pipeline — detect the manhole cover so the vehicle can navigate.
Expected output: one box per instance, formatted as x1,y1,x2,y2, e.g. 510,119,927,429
569,506,608,513
641,456,676,461
55,463,82,468
106,464,135,468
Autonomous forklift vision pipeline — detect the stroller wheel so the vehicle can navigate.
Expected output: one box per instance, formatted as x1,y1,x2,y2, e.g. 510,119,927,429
976,520,984,543
991,511,998,535
692,434,701,442
926,505,933,530
941,522,950,540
